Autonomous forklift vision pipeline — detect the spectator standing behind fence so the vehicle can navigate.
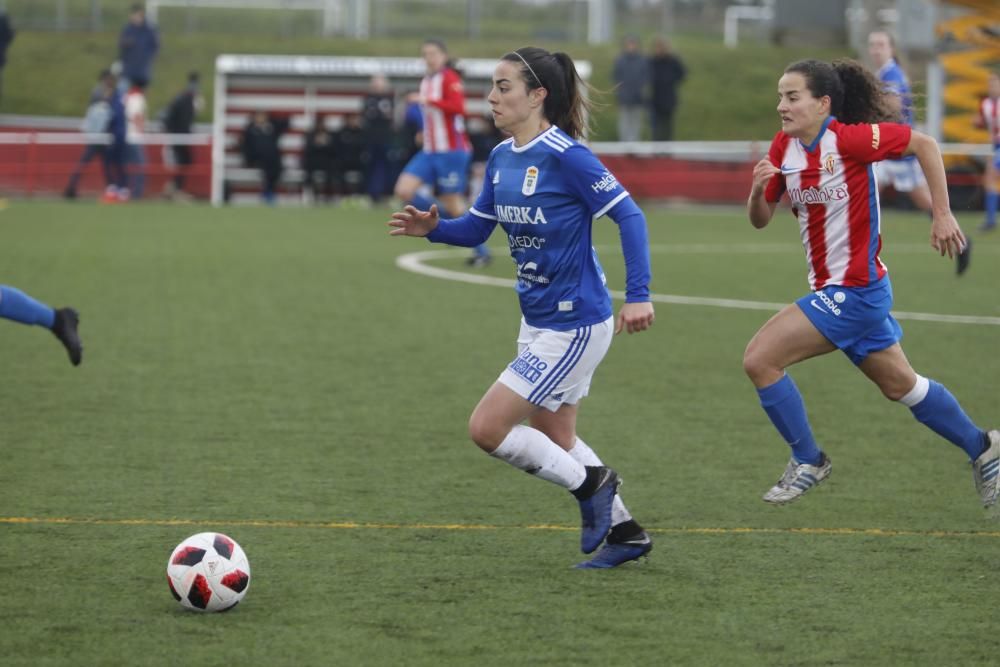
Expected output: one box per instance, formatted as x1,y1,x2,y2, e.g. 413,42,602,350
161,71,202,200
124,81,147,200
302,116,337,203
0,11,14,106
242,111,288,205
648,37,685,141
118,4,159,89
362,74,395,205
613,35,648,142
64,70,116,199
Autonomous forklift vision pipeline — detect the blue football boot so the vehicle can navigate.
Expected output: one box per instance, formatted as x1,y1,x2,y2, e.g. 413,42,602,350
575,531,653,569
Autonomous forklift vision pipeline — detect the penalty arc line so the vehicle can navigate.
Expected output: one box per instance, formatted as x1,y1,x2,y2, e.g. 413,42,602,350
3,516,1000,539
395,249,1000,327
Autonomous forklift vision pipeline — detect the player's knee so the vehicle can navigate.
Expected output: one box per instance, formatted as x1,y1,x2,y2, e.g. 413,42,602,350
468,413,503,453
393,182,414,201
742,344,768,383
878,376,913,402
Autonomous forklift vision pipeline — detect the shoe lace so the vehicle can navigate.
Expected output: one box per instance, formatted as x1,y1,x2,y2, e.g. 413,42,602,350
776,459,800,488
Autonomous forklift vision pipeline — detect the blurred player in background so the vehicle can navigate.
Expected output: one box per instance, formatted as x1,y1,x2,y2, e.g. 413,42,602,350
392,40,490,267
0,285,82,365
390,47,655,568
746,58,996,508
974,70,1000,232
867,30,972,274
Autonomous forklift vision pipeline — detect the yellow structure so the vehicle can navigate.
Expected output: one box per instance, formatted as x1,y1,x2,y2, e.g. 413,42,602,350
937,0,1000,142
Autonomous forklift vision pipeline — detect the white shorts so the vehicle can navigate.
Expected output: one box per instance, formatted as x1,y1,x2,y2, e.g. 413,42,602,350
875,159,926,193
498,316,614,412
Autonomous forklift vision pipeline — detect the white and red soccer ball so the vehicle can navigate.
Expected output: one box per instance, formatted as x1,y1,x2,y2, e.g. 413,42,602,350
166,532,251,612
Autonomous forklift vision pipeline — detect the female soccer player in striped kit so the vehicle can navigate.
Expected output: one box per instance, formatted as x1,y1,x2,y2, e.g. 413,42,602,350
389,47,655,568
745,58,998,506
392,39,490,267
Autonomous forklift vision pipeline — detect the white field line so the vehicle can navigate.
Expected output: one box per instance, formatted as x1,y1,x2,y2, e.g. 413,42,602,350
395,248,1000,326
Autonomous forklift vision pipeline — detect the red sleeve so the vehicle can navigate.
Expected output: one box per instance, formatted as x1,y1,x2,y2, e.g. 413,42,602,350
835,121,911,162
764,131,787,203
427,68,466,115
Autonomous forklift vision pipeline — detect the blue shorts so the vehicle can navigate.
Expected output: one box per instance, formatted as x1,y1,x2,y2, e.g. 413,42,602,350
402,150,471,194
795,276,902,365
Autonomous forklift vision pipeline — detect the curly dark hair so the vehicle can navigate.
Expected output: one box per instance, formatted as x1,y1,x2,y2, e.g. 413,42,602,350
785,58,900,125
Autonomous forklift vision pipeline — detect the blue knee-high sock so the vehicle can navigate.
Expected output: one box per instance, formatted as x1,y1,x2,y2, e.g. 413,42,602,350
986,190,998,227
756,374,822,465
0,286,55,328
907,379,987,460
474,243,490,258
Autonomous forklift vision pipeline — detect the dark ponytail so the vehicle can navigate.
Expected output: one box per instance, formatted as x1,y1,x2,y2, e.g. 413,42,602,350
785,58,899,125
502,47,594,139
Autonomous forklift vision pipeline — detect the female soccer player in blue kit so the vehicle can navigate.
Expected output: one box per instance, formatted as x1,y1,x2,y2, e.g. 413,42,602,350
389,47,655,568
745,58,997,506
0,285,82,365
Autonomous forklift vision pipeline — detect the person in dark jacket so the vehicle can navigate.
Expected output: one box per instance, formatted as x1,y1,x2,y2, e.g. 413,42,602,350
162,71,202,197
302,115,337,203
0,11,15,106
333,114,367,199
361,74,395,204
612,35,649,142
242,111,289,205
648,37,686,141
118,4,159,89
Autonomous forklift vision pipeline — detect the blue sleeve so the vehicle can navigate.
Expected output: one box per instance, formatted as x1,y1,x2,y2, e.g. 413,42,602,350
426,210,497,248
607,196,652,303
562,145,631,219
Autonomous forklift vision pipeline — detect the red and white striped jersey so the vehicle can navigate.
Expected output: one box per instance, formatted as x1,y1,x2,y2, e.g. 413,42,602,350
979,96,1000,146
420,67,470,154
765,118,911,291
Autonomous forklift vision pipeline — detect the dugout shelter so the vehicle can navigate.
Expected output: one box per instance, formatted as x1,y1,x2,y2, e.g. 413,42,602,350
211,54,591,205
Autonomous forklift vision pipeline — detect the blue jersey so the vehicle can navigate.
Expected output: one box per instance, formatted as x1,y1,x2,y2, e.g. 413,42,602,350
470,126,634,330
878,59,914,127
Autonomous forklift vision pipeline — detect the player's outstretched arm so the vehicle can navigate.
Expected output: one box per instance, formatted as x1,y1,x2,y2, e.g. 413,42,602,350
388,204,440,237
748,159,779,229
905,131,966,258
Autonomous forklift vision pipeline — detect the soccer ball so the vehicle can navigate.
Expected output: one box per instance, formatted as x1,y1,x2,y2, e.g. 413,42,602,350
166,532,251,612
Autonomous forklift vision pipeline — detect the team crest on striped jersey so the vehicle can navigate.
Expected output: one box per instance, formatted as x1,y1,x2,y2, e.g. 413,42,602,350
823,154,836,174
522,166,539,196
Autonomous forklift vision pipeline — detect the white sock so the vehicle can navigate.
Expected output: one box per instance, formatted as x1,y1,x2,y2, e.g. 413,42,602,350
491,425,587,490
568,436,633,526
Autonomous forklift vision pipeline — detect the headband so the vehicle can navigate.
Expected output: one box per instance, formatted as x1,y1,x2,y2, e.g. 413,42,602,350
507,50,542,88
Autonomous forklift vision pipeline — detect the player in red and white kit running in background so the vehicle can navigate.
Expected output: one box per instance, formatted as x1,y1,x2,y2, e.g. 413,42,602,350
974,70,1000,232
744,58,997,508
393,39,491,267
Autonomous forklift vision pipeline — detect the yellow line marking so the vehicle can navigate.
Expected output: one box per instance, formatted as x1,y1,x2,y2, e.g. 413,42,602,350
3,516,1000,538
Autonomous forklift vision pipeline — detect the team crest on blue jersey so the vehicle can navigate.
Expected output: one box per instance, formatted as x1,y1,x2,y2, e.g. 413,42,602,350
823,154,836,174
522,166,539,196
